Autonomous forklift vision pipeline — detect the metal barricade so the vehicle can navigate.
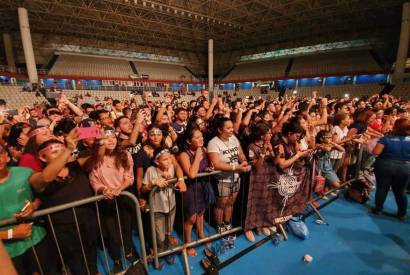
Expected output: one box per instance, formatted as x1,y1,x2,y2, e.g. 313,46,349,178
148,170,253,273
0,191,147,275
147,144,370,274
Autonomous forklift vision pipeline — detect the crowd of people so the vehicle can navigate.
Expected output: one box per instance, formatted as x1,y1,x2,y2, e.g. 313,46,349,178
0,88,409,274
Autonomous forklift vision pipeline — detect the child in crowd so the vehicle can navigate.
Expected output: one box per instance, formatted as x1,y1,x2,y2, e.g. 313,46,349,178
142,148,186,265
316,130,345,190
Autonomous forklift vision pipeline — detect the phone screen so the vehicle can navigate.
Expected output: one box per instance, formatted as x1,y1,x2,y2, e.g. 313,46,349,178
78,127,100,140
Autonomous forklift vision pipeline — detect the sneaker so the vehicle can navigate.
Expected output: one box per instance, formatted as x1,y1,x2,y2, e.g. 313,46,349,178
269,226,277,233
165,254,176,265
112,260,123,274
227,236,235,249
224,223,232,232
217,225,226,234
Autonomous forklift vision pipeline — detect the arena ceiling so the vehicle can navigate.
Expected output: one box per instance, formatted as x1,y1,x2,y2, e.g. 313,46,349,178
0,0,406,59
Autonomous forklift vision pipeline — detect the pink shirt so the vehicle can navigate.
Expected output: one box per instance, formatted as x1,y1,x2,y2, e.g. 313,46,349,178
89,152,134,193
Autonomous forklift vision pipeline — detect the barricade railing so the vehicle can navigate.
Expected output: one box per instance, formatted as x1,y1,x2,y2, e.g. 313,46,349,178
149,170,225,271
0,191,147,275
148,144,370,274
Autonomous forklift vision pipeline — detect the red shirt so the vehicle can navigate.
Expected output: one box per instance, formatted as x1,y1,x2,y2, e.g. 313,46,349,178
19,153,42,172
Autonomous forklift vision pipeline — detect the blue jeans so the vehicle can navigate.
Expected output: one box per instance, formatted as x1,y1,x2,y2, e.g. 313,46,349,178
374,159,410,216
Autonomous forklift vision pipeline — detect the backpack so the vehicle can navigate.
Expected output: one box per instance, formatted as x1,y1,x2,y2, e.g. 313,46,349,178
344,179,371,204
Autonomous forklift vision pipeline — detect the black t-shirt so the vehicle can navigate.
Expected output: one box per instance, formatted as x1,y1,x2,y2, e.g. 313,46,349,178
135,147,153,172
39,161,94,224
171,121,186,134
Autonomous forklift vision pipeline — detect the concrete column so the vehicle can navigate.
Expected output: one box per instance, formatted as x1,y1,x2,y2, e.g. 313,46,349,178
394,2,410,83
208,39,214,92
2,33,16,73
18,7,38,83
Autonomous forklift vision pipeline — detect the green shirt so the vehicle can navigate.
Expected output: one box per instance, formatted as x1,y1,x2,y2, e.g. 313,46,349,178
0,167,46,258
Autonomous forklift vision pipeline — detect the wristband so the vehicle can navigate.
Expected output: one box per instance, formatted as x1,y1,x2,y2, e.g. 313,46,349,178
177,177,184,182
7,229,13,239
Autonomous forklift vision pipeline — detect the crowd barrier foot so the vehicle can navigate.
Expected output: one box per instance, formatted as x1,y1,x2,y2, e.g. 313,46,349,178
201,233,274,275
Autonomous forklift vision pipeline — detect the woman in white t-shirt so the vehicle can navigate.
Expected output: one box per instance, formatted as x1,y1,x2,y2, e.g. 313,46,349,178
330,113,350,171
207,116,251,235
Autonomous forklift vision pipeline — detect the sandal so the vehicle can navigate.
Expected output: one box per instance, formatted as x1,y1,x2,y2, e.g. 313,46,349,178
187,247,197,257
204,247,220,266
262,227,271,236
201,258,219,275
168,236,178,245
244,230,255,242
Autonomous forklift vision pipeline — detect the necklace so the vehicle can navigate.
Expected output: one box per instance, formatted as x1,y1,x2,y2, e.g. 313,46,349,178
218,136,230,149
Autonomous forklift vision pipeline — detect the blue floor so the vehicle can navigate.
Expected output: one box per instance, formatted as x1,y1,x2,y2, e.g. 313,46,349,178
98,192,410,275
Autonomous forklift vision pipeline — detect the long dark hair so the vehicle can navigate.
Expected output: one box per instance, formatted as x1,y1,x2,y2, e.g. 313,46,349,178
251,122,270,142
23,126,46,155
210,114,231,138
177,125,201,153
92,126,131,171
7,123,31,149
143,124,167,149
392,118,410,136
355,110,375,126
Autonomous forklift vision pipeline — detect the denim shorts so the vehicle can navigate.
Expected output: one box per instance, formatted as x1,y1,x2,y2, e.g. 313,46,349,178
217,180,240,197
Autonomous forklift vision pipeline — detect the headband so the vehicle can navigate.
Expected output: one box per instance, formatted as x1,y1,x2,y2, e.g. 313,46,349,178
149,128,162,136
38,143,65,157
28,127,49,139
154,149,170,160
103,129,117,137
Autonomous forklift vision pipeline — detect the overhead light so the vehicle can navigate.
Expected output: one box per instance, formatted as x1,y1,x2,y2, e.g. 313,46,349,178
151,3,154,8
344,93,349,98
142,1,146,7
293,90,298,94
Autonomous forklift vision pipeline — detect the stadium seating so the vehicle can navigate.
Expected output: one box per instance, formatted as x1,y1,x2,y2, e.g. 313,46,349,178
223,51,382,82
133,61,199,82
289,51,381,77
49,55,134,78
390,83,410,99
0,85,48,109
224,59,288,81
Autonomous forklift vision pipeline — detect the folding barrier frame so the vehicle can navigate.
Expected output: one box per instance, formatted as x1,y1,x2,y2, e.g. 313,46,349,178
0,191,147,275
